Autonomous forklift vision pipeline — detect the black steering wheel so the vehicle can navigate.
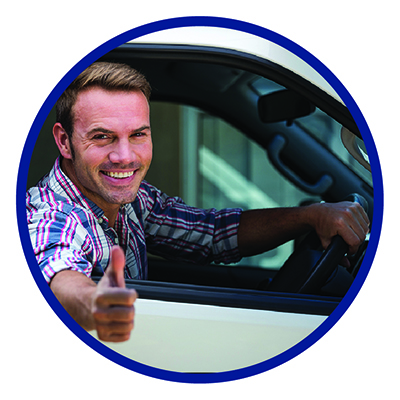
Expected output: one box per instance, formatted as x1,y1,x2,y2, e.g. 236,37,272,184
265,194,368,295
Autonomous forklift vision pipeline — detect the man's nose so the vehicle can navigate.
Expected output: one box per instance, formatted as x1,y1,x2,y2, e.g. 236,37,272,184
108,139,138,165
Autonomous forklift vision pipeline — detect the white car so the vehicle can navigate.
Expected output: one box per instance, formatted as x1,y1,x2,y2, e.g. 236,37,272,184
19,19,382,382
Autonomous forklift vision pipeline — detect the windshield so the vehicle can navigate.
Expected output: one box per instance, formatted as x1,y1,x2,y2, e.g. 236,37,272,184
250,75,372,186
295,109,372,186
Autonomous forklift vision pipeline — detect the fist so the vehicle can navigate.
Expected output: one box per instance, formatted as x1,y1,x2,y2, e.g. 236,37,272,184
92,246,138,342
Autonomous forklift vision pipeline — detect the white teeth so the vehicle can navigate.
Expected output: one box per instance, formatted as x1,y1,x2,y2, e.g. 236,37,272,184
103,171,134,179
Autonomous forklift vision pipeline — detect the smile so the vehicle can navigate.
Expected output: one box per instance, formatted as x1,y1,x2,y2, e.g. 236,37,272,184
102,170,135,179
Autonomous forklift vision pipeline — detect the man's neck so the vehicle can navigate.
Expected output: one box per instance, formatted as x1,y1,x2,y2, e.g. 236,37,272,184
60,157,120,228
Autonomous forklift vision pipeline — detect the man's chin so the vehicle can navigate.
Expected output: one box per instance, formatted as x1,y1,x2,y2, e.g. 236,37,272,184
103,190,139,207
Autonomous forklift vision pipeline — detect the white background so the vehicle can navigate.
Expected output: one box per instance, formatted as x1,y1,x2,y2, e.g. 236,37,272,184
2,1,398,399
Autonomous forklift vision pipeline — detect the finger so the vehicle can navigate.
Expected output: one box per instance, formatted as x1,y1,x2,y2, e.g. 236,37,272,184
342,226,366,255
95,287,137,307
98,332,133,343
352,202,370,232
332,203,369,253
349,207,370,248
93,303,135,323
351,220,368,242
96,321,134,342
107,246,126,288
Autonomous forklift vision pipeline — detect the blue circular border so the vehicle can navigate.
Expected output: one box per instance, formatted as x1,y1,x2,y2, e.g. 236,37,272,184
17,16,383,384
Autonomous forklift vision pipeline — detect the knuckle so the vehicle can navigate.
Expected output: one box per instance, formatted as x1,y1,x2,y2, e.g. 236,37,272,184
334,215,347,230
342,205,354,218
94,292,107,307
96,325,109,341
96,321,134,342
92,309,107,323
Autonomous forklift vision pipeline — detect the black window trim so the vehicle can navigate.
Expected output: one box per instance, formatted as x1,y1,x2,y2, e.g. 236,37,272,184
92,277,340,316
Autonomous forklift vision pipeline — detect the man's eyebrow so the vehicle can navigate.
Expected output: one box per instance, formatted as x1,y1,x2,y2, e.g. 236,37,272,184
86,127,114,136
133,125,151,132
86,125,151,136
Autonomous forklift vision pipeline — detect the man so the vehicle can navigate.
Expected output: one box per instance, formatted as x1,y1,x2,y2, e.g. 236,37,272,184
26,62,370,343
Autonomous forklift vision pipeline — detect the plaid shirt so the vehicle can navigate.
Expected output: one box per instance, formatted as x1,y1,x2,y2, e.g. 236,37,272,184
26,158,242,283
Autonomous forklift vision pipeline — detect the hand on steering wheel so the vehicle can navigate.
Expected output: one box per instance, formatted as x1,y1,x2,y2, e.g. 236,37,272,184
266,194,369,295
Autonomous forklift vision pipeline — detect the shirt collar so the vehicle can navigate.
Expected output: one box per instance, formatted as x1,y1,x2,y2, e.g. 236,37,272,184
48,157,106,220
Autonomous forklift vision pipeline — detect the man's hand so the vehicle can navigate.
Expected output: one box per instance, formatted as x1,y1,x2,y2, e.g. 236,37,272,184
308,201,370,255
91,246,137,342
238,200,370,258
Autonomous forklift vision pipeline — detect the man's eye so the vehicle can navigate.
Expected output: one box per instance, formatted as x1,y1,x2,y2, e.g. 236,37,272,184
93,134,108,140
131,132,145,137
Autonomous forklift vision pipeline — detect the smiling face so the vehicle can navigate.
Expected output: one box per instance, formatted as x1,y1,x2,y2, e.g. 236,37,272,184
53,87,152,224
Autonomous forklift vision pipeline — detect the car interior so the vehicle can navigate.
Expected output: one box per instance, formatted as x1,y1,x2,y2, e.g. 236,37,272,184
27,43,373,315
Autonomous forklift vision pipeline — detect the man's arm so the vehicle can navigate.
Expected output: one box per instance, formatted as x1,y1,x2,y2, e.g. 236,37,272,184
237,201,370,257
50,246,137,342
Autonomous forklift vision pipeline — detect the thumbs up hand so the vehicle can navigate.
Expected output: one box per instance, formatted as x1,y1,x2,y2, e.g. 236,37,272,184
92,246,138,342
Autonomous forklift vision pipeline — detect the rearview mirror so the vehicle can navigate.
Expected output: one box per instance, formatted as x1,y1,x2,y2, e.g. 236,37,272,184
258,89,315,124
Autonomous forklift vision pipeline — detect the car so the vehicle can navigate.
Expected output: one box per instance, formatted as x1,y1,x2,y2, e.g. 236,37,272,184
19,19,382,382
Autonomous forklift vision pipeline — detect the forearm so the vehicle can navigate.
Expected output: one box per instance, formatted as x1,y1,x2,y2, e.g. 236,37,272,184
50,270,97,331
237,206,314,257
237,201,369,257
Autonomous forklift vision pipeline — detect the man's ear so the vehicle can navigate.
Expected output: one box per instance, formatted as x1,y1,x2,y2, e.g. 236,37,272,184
53,123,73,160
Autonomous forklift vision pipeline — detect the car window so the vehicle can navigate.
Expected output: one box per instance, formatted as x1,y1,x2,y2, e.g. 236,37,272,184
250,75,372,186
295,109,372,185
147,101,314,270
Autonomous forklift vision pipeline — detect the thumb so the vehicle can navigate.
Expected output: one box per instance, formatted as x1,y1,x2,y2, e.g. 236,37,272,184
106,246,126,288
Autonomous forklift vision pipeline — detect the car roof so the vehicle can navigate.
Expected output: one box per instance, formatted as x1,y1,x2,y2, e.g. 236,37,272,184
129,26,342,103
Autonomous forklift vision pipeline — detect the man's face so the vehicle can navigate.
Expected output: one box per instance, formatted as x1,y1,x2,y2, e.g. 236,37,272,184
61,87,152,215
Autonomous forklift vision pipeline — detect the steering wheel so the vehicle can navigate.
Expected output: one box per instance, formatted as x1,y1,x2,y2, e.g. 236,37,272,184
266,194,368,295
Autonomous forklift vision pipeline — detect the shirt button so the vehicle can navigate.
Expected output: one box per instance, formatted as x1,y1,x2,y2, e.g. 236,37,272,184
98,217,103,224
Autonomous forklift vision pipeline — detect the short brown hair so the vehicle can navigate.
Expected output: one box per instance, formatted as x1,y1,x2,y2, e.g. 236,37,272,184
56,61,151,138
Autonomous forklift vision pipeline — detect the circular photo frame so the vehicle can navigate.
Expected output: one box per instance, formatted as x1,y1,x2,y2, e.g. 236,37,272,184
17,16,383,383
